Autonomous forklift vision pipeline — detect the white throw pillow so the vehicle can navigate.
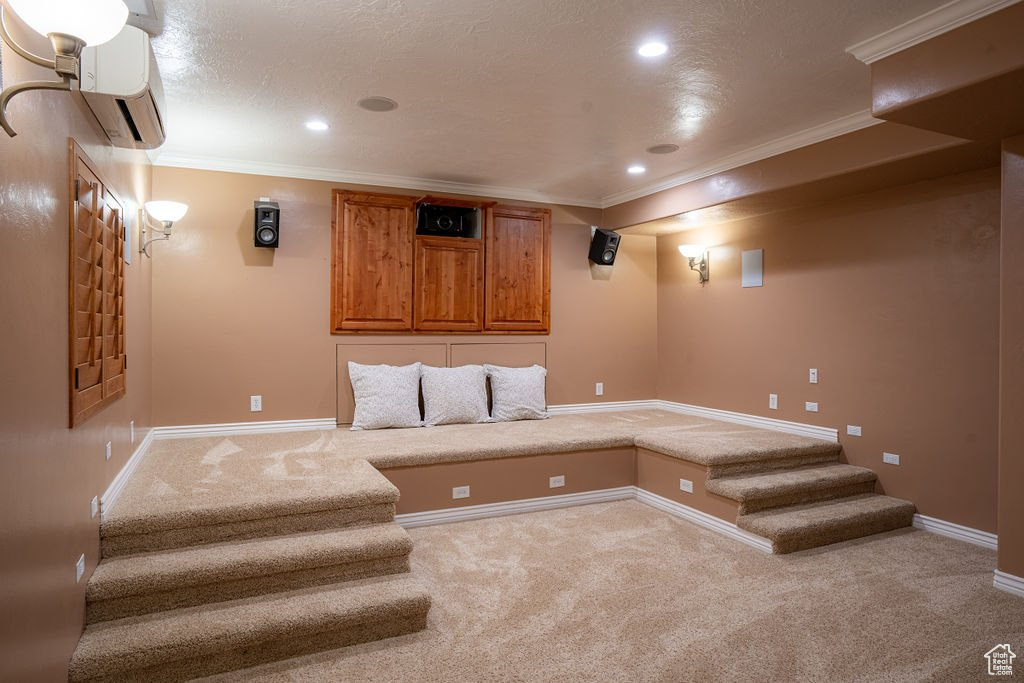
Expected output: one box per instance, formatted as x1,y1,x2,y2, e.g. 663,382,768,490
421,365,489,426
348,361,423,430
485,364,548,422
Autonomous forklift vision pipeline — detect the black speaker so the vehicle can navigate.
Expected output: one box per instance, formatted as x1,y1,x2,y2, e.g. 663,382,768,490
588,228,620,265
254,200,280,248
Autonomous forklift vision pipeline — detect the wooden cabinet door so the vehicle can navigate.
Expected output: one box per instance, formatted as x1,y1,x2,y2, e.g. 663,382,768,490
485,205,551,332
414,236,484,331
331,191,415,332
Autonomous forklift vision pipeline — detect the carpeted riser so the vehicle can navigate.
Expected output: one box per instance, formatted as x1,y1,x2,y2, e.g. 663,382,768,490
756,508,916,554
102,503,396,557
739,480,877,514
72,609,429,683
87,555,411,623
708,452,840,479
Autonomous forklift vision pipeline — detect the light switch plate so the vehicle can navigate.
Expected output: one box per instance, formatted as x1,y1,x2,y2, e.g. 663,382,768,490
809,368,818,384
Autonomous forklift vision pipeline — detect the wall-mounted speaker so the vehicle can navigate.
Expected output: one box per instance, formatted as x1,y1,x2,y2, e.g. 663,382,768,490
588,228,620,265
254,200,280,248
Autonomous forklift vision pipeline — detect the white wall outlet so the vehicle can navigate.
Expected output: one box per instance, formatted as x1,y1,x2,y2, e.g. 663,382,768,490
847,425,862,437
90,496,99,519
883,452,901,466
679,478,694,493
809,368,818,384
595,382,604,397
805,402,819,413
549,475,565,489
250,395,262,412
452,485,470,500
75,554,85,583
769,394,778,410
130,420,135,444
104,441,112,461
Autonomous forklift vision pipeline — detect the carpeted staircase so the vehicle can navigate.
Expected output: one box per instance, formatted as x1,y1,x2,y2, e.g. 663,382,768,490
69,472,430,682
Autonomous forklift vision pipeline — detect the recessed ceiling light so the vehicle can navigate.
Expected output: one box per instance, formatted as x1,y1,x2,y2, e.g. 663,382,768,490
627,165,646,175
357,96,399,112
637,41,668,57
647,143,679,154
305,120,329,131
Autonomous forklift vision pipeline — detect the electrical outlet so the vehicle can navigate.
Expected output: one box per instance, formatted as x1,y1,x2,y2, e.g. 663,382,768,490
883,452,901,466
104,441,112,461
130,420,135,444
250,395,262,412
809,368,818,384
452,485,470,500
75,554,85,583
595,382,604,397
549,475,565,488
847,425,862,437
805,402,819,413
769,394,778,410
90,496,99,519
679,478,694,493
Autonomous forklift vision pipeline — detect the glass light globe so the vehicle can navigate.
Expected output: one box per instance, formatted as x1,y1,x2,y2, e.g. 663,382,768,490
678,245,706,259
146,201,189,223
7,0,129,47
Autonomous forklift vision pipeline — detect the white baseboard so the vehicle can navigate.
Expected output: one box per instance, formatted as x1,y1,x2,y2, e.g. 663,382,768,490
151,417,337,439
100,428,155,519
655,400,838,442
547,400,660,415
395,487,636,528
912,513,998,550
633,487,774,553
994,570,1024,598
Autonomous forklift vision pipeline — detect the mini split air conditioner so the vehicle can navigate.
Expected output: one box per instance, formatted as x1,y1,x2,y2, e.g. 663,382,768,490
80,25,166,149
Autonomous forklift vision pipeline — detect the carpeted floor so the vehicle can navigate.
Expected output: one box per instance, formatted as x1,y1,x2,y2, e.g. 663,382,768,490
199,500,1024,683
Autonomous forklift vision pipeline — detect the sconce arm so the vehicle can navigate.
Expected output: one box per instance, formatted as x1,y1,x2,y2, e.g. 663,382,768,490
0,76,71,137
0,8,57,69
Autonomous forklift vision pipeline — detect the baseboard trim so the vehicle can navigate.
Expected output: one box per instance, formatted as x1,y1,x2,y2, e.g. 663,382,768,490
633,488,774,553
547,400,660,415
100,428,155,519
655,400,838,442
994,570,1024,598
152,418,338,439
395,487,636,528
913,514,998,550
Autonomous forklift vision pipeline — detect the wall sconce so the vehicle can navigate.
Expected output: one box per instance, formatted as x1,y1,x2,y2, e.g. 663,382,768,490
0,0,129,137
139,201,189,257
678,244,710,284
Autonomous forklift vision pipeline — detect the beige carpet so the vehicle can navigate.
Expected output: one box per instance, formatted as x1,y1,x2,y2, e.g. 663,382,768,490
199,500,1024,683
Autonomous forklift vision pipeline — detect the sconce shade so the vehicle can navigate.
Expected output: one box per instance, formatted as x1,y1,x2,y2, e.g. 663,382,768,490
678,244,706,259
145,200,189,223
7,0,129,46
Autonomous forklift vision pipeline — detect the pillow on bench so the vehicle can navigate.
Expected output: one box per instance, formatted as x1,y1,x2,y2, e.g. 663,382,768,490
485,364,548,422
348,361,423,430
421,365,489,426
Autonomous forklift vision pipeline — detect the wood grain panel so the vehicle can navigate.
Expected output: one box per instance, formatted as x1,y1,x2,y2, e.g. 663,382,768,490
414,236,483,331
485,205,551,332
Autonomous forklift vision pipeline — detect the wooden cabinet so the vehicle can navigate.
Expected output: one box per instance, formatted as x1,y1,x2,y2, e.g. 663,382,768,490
414,236,484,331
331,191,416,332
485,205,551,332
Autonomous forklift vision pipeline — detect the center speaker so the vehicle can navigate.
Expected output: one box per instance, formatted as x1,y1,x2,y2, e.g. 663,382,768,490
588,228,620,265
254,200,280,248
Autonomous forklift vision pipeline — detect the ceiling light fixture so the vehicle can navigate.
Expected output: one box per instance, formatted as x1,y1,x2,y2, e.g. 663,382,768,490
357,96,399,112
0,0,129,137
637,41,668,58
647,143,679,154
305,120,329,131
627,165,646,175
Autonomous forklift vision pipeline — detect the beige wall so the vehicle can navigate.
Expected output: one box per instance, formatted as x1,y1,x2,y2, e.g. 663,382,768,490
150,167,659,425
655,168,1001,532
0,9,153,682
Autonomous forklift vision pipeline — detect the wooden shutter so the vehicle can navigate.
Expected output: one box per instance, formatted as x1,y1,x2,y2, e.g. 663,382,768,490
69,142,127,427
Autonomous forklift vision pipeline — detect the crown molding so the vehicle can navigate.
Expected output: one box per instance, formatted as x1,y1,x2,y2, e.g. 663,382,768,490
846,0,1022,64
596,110,882,208
151,152,604,209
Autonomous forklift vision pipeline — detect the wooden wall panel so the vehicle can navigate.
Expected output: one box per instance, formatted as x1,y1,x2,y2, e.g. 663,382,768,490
413,236,483,331
485,205,551,332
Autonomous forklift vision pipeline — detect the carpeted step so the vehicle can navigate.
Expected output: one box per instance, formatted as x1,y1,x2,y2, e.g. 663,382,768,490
86,523,413,623
706,463,878,514
736,493,915,554
69,574,431,683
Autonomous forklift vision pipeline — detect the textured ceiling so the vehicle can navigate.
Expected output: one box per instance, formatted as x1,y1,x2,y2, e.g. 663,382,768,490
145,0,947,206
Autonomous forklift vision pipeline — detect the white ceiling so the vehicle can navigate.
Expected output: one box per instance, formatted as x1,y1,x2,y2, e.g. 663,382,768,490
144,0,948,207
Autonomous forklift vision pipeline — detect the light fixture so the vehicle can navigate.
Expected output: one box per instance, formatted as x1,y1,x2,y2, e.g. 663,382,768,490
0,0,129,137
678,244,710,284
627,165,646,175
357,96,399,112
305,120,329,131
139,201,189,257
638,41,668,57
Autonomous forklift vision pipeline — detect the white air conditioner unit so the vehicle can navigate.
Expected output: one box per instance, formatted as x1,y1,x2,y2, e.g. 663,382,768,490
80,25,166,149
